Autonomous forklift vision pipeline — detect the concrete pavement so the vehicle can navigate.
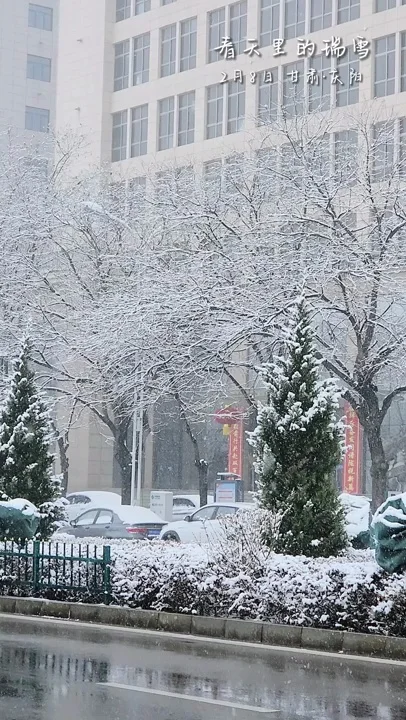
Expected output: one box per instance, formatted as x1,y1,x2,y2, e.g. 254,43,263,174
0,615,405,719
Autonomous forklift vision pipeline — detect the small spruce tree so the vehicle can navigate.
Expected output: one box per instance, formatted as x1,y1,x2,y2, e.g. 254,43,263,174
249,298,347,557
0,338,61,538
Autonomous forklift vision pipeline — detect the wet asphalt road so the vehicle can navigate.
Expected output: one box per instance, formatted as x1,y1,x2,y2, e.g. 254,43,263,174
0,616,405,720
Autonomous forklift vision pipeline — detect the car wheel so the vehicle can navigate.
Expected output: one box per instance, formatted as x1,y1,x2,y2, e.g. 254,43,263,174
162,531,180,542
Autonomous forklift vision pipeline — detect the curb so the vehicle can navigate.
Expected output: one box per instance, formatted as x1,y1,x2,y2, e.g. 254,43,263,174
1,596,405,660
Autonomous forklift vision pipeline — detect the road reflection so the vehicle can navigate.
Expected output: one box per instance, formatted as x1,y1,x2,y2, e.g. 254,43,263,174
0,631,405,719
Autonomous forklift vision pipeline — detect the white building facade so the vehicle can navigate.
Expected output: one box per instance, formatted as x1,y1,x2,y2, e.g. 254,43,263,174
0,1,58,142
55,0,406,494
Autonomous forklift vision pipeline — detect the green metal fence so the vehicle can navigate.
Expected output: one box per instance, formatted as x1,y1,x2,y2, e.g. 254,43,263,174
0,541,112,603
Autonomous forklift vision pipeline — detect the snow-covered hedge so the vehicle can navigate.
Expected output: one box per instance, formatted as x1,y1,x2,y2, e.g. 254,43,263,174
2,534,406,636
109,542,406,637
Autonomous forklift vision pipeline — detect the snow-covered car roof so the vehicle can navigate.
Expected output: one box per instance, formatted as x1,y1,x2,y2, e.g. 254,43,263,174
115,505,167,525
67,491,122,504
200,502,254,510
0,498,39,516
173,494,214,506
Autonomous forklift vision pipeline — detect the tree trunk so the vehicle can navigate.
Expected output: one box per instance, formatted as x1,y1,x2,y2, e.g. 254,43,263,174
198,459,208,507
56,435,69,496
115,430,133,505
365,424,388,513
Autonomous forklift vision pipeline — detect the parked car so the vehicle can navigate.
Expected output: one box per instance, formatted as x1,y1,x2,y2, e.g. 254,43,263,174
172,494,214,521
64,491,122,521
59,505,166,540
160,502,253,543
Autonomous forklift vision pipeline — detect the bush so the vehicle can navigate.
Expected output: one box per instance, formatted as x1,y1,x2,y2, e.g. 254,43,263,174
1,533,406,636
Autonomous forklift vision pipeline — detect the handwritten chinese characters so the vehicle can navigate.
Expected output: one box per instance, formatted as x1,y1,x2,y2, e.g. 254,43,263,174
217,35,369,85
343,403,362,495
216,36,370,60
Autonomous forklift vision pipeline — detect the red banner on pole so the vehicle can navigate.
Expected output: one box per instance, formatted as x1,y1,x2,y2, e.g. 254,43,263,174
228,418,243,478
343,402,362,494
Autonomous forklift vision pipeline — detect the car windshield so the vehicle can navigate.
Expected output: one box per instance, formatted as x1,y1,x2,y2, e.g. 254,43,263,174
191,507,214,521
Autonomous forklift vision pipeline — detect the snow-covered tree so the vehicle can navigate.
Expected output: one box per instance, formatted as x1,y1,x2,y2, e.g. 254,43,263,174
0,338,61,537
249,298,347,558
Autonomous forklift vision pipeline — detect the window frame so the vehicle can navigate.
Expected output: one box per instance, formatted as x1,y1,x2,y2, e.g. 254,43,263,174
27,54,52,82
133,32,150,86
177,91,195,146
116,0,131,22
28,3,53,30
227,80,246,134
160,23,177,78
112,109,128,162
131,104,148,157
374,34,396,98
158,96,175,151
180,17,197,72
25,106,50,132
113,40,130,92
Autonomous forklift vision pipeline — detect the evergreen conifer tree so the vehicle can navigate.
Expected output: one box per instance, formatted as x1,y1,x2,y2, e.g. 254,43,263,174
0,338,61,537
250,298,347,557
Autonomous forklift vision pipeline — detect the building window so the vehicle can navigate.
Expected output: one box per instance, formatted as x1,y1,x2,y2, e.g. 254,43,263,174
224,154,244,194
374,35,396,98
112,110,128,161
401,33,406,92
131,104,148,157
334,130,358,185
375,0,396,10
229,1,247,55
208,7,225,63
180,18,197,72
336,47,359,106
128,176,147,203
373,121,394,180
206,83,224,139
134,0,151,15
161,0,176,4
309,55,331,111
114,41,130,91
258,69,278,122
158,96,175,150
282,61,304,116
399,118,406,175
284,0,305,40
260,0,280,48
337,0,360,24
178,91,195,146
133,33,150,85
160,24,177,77
203,159,222,195
27,54,51,82
310,0,332,31
227,81,245,134
28,4,53,30
25,106,49,132
116,0,131,22
256,148,278,198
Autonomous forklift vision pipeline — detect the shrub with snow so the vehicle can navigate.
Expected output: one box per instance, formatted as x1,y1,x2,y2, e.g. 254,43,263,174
1,533,406,635
0,338,63,539
249,298,347,558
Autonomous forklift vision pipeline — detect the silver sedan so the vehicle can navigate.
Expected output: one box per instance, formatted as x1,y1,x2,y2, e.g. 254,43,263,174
59,505,167,540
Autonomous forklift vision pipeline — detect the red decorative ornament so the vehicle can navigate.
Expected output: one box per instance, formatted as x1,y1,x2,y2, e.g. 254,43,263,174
214,406,242,425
